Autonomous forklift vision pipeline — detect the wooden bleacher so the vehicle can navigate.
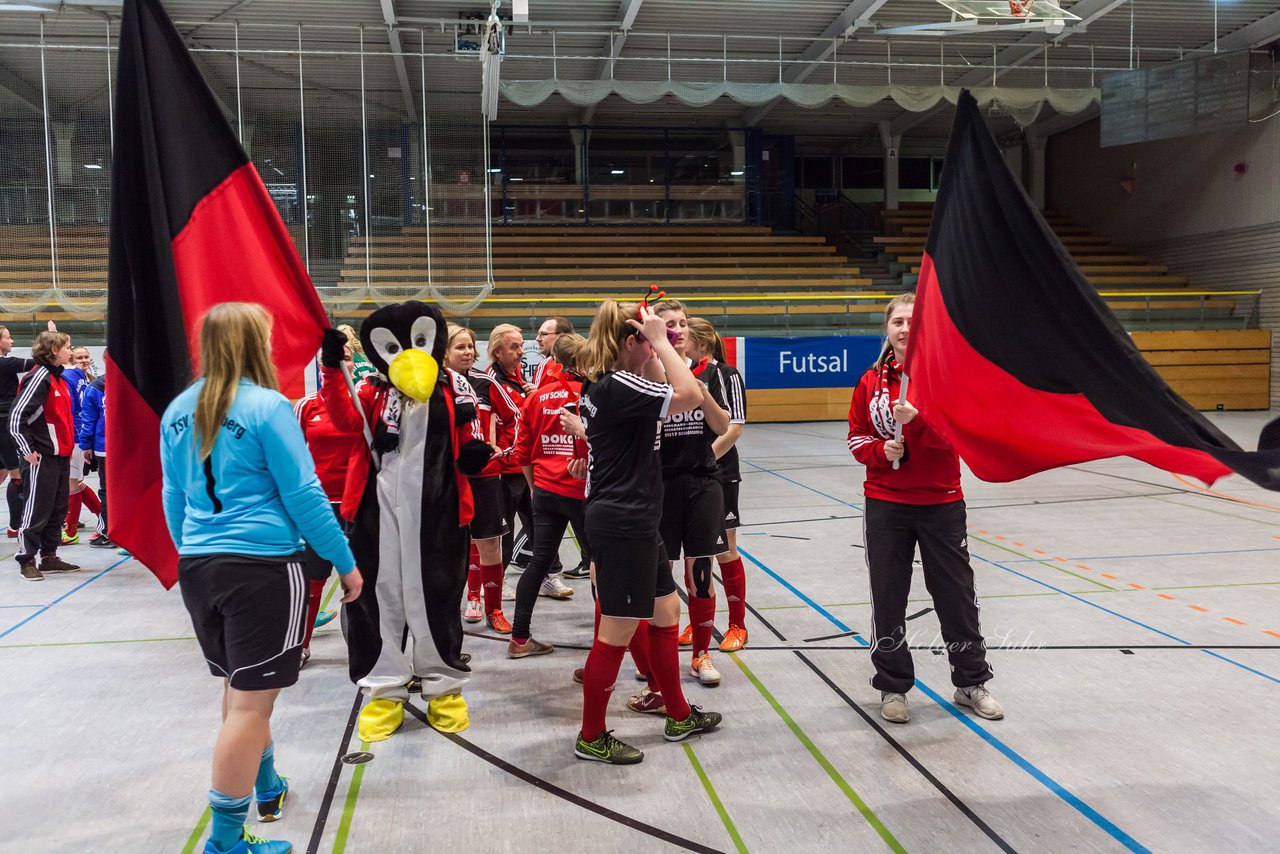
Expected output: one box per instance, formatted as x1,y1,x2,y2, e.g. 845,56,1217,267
337,225,879,333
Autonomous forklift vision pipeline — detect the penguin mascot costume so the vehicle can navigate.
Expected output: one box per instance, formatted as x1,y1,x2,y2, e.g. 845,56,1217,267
319,301,493,742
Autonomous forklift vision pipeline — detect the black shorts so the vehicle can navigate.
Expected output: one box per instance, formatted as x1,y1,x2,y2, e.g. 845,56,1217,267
587,523,676,620
179,553,308,691
659,473,727,559
469,476,509,540
0,426,17,471
719,480,741,530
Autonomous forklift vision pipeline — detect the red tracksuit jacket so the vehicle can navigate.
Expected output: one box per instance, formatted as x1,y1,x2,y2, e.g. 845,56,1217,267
512,374,585,501
847,363,962,505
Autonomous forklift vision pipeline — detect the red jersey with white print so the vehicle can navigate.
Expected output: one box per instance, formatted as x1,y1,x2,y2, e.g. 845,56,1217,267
467,367,520,478
485,363,527,474
847,361,962,505
295,391,364,502
512,374,585,500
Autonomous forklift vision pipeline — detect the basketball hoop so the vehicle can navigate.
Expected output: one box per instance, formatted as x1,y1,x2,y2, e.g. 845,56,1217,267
1009,0,1036,17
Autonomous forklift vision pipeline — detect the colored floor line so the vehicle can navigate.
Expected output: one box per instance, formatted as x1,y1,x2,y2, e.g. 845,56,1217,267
738,545,1150,854
683,745,750,854
179,807,211,854
0,555,130,640
742,461,864,512
405,704,725,853
999,546,1280,563
729,652,906,853
330,739,371,854
0,629,340,651
971,534,1113,591
318,576,340,613
0,604,44,608
1172,473,1280,512
973,554,1280,686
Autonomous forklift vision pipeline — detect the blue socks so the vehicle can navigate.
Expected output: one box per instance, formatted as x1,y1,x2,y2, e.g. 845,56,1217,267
255,742,283,798
207,788,250,852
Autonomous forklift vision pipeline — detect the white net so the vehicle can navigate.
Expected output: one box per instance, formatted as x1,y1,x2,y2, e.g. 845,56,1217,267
0,23,496,325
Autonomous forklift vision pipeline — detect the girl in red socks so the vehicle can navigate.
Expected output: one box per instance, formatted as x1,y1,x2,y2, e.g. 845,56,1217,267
573,300,723,765
686,318,749,652
294,339,365,666
444,325,518,633
651,301,732,688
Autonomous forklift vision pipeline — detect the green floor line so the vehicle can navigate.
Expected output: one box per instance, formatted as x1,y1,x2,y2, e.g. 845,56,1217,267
1153,493,1279,527
319,576,341,613
179,806,211,854
729,653,907,853
971,535,1115,591
683,744,749,854
331,739,371,854
1153,580,1280,592
0,629,340,651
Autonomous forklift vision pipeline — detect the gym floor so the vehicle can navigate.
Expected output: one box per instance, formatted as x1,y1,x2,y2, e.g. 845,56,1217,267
3,413,1277,854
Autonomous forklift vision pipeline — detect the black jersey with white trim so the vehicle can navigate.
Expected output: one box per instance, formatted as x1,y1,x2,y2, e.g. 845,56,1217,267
581,370,672,531
708,359,746,483
659,359,727,479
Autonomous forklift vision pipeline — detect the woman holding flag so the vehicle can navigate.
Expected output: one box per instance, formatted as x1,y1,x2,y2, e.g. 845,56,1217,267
847,293,1003,725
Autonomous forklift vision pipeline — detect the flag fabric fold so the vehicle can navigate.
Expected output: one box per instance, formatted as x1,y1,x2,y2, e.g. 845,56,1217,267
906,89,1280,491
107,0,328,588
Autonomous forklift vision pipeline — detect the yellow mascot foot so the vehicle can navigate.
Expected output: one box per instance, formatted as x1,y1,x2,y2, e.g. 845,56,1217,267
426,693,470,733
358,699,405,742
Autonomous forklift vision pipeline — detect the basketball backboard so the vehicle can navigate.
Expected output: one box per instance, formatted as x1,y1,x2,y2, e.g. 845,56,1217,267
936,1,1080,21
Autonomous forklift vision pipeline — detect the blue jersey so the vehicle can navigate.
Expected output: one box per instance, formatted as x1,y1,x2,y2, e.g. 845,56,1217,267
160,378,355,573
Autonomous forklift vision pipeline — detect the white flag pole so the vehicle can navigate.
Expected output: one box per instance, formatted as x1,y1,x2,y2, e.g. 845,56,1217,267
892,372,909,471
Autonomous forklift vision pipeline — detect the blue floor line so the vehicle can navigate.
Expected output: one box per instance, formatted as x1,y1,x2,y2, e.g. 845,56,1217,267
0,556,131,641
975,554,1280,686
0,604,45,609
747,457,1280,686
738,545,1151,854
743,460,865,512
999,546,1280,563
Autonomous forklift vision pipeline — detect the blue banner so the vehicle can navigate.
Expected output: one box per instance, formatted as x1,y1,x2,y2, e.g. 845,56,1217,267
742,335,883,390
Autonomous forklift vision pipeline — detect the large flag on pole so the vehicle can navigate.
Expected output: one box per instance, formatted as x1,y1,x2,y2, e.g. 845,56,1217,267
106,0,329,588
906,89,1280,490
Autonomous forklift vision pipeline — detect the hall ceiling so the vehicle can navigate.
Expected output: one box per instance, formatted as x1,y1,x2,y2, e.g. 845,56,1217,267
1,0,1277,148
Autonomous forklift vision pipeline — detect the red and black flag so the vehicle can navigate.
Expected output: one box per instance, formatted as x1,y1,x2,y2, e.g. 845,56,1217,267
107,0,328,588
907,90,1280,490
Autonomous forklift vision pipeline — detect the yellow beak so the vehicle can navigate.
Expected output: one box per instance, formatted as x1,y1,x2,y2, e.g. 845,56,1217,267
388,349,439,403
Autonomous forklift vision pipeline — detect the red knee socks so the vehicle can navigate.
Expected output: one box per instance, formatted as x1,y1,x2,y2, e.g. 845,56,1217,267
627,620,660,692
64,491,82,536
688,595,717,657
580,638,626,741
80,486,101,516
302,579,325,649
481,562,503,614
645,623,691,721
720,557,747,627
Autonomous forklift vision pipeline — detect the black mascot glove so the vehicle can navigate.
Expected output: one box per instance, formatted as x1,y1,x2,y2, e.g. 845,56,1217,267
457,439,495,477
321,328,348,369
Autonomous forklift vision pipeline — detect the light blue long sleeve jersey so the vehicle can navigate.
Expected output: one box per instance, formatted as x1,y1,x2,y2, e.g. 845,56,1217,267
160,378,356,574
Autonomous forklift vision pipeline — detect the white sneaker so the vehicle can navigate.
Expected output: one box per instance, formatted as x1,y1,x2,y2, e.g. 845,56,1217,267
539,574,574,599
463,597,484,623
502,581,516,601
880,691,909,723
690,654,721,686
954,683,1004,720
